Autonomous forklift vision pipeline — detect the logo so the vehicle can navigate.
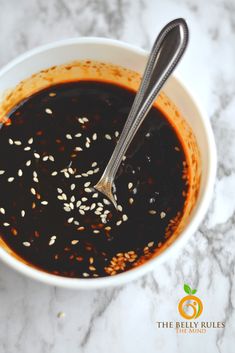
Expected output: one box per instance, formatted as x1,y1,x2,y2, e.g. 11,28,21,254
156,283,225,334
178,284,203,320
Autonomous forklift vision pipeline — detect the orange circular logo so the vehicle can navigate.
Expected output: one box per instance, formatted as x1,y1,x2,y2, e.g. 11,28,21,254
178,284,203,320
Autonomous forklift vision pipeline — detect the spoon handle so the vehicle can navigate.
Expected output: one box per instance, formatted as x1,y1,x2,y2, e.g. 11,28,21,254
98,18,189,189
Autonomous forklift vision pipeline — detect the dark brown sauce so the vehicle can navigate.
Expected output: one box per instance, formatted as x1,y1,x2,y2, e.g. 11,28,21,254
0,81,189,278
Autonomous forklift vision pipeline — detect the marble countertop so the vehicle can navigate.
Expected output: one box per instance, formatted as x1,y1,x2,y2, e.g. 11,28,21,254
0,0,234,352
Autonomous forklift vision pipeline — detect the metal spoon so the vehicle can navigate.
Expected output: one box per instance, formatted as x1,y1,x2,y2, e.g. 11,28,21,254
94,18,189,208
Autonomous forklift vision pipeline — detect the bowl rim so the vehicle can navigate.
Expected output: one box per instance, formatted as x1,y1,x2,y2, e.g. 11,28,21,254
0,37,217,289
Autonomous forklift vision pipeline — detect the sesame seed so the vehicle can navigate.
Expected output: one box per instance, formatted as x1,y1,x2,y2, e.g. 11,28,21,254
122,214,128,221
74,221,79,226
24,146,31,151
12,228,18,236
64,206,71,212
160,211,166,219
34,153,40,159
85,142,90,148
82,197,87,202
149,210,157,215
105,226,111,231
92,193,98,198
49,92,56,97
83,117,89,122
92,133,97,140
70,203,74,210
43,156,48,161
71,240,79,245
115,131,119,137
57,188,63,194
94,168,100,173
133,187,137,194
116,220,122,226
85,188,92,193
91,162,97,167
66,134,72,140
148,241,154,247
21,210,25,217
70,184,75,191
0,170,5,175
28,137,33,144
105,134,112,140
51,171,58,176
0,208,5,214
75,147,83,152
62,193,67,200
90,203,96,210
79,210,85,215
49,155,54,161
68,217,74,223
122,156,126,161
93,230,100,234
84,181,91,187
8,177,14,182
9,138,13,145
76,201,81,207
75,133,82,137
83,272,89,277
49,238,56,246
128,182,133,189
129,198,134,205
103,199,110,205
78,118,84,124
18,169,23,177
41,201,48,205
45,108,53,114
70,196,75,203
64,172,70,178
26,160,31,166
14,140,22,145
23,242,31,247
3,222,9,226
117,205,123,212
57,311,65,318
31,188,36,195
78,226,85,231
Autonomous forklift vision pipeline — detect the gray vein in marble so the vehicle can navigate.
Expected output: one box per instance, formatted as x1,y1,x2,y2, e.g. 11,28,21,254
80,287,123,348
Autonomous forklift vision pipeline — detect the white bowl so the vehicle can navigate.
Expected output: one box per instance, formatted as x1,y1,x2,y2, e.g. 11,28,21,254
0,38,216,289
